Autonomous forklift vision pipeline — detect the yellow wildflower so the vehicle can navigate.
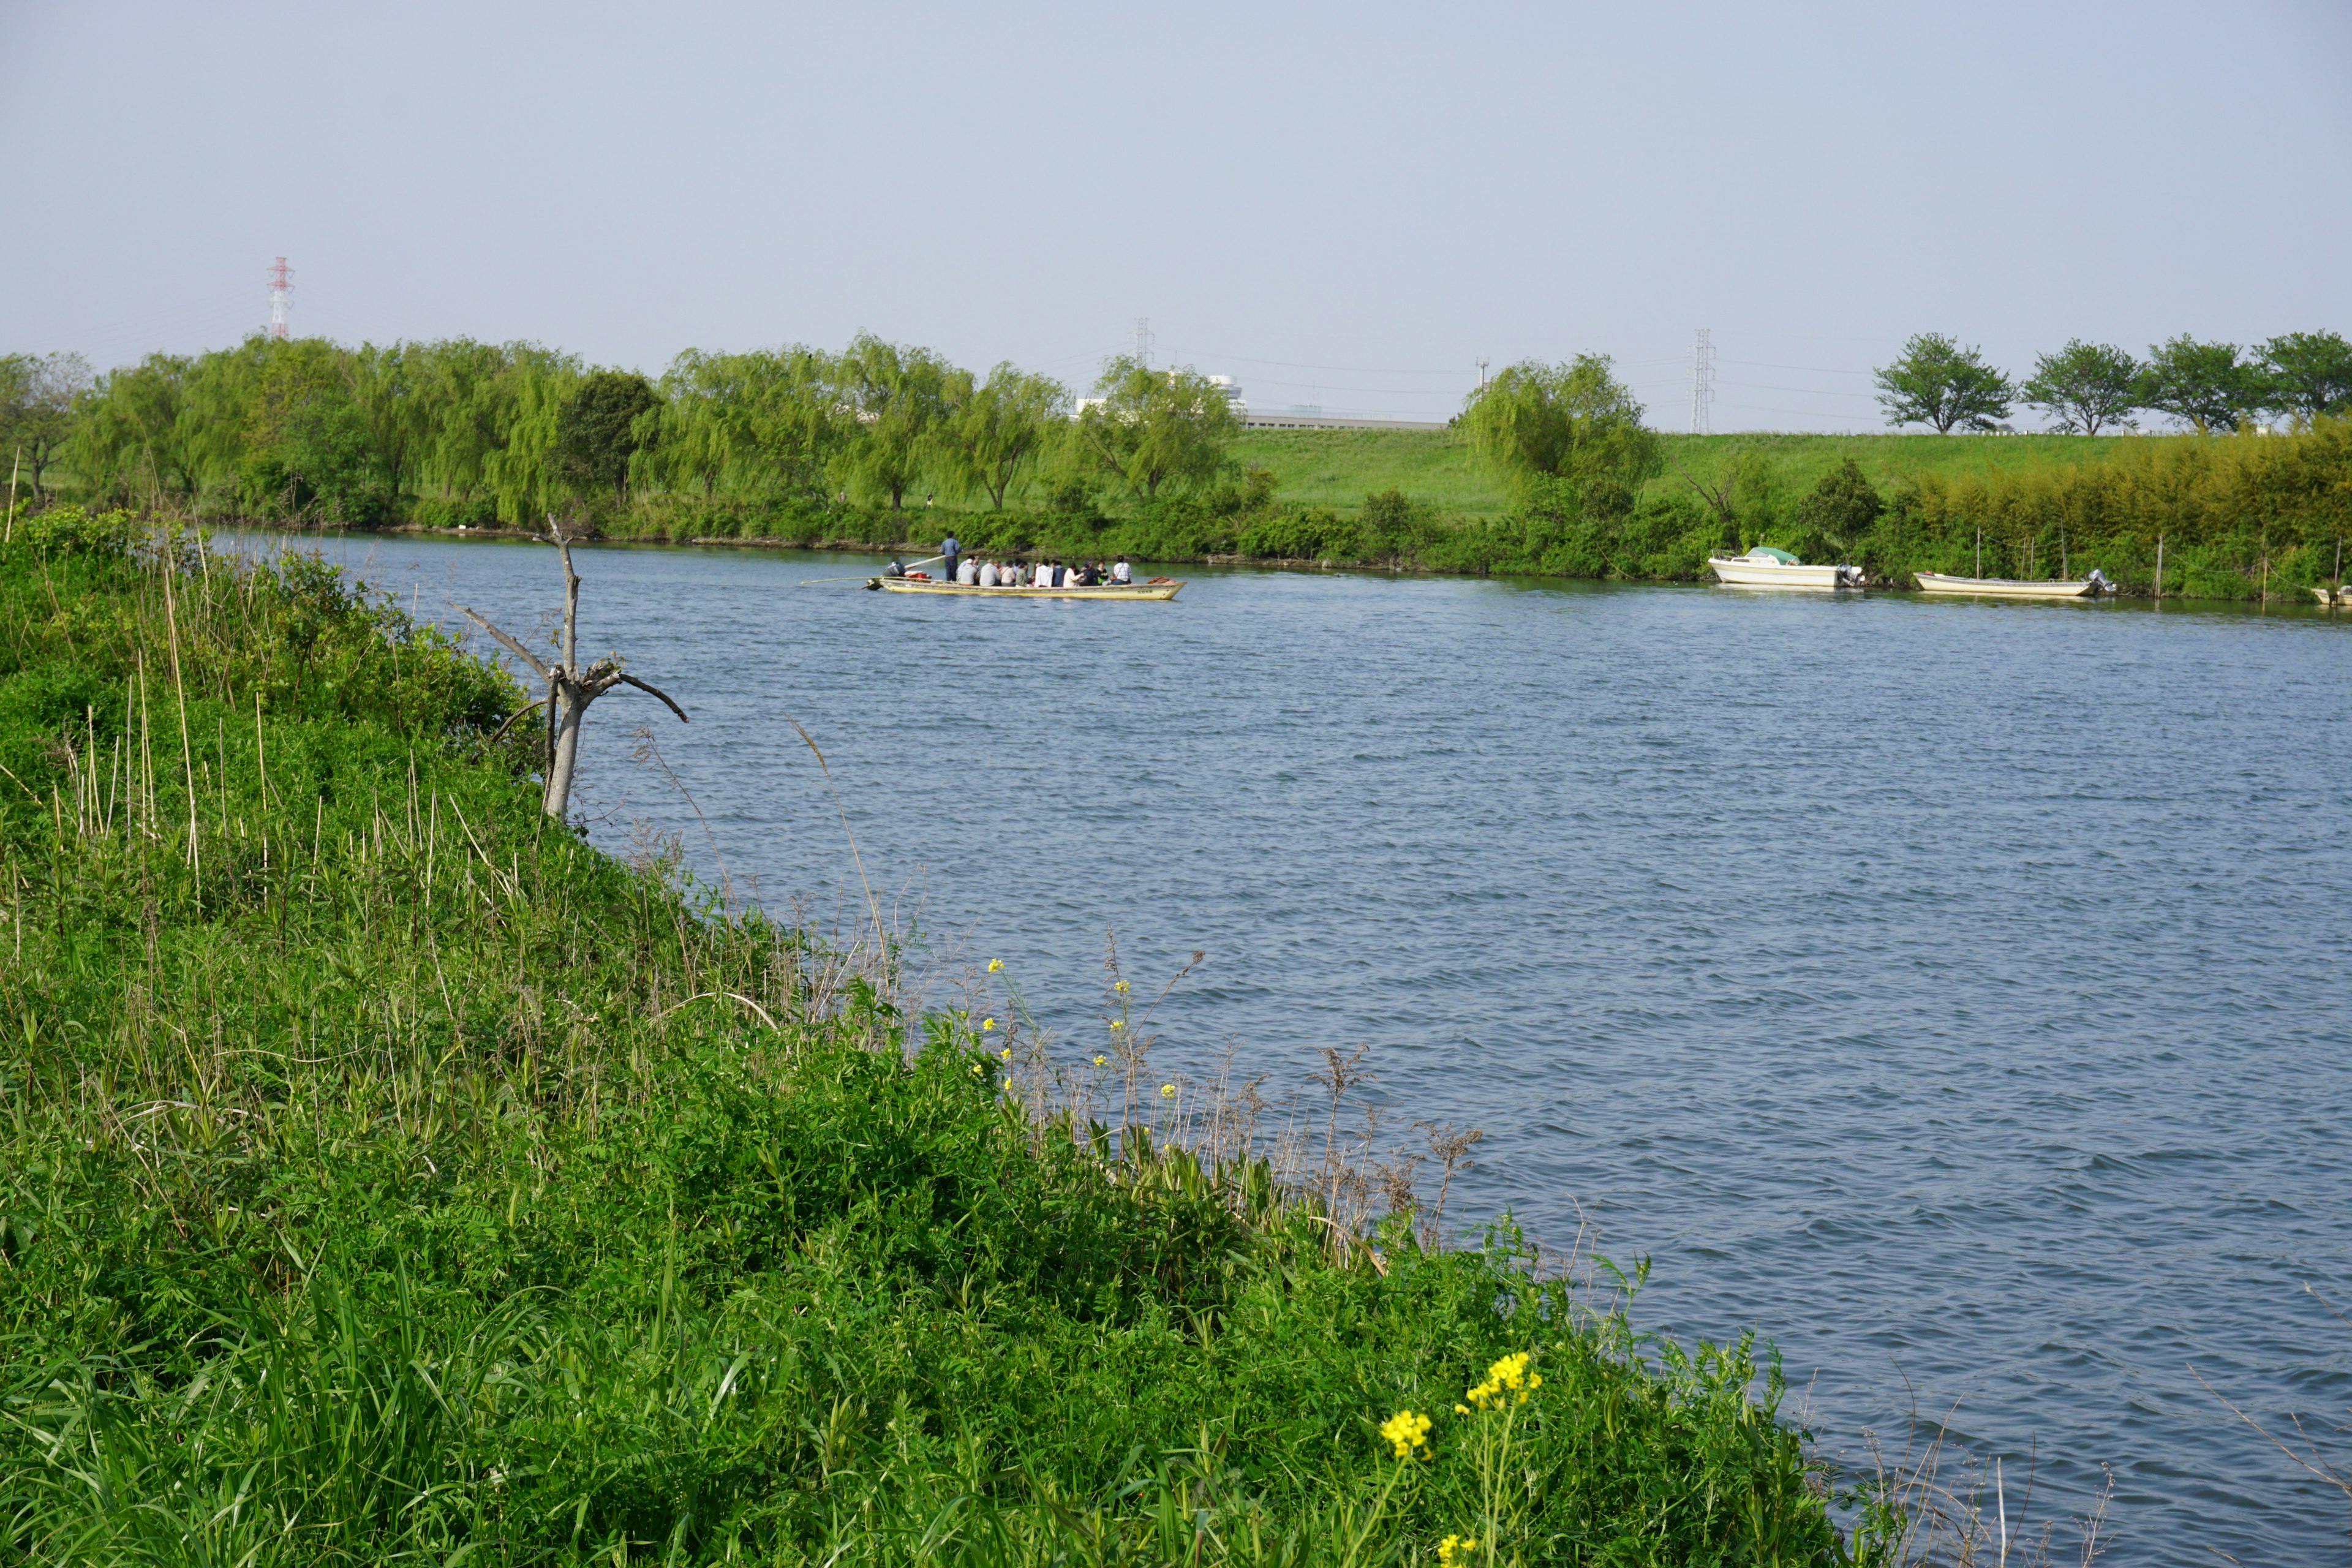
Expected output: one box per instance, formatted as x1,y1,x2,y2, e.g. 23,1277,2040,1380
1114,979,1129,993
1438,1534,1480,1567
1093,1054,1106,1066
1464,1352,1539,1409
999,1047,1012,1061
1377,1409,1431,1459
982,1018,995,1031
1159,1083,1175,1098
1108,1019,1123,1031
987,958,1003,972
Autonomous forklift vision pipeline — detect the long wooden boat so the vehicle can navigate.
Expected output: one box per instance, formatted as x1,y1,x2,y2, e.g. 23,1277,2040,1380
1914,571,2099,599
869,576,1183,601
1708,548,1861,589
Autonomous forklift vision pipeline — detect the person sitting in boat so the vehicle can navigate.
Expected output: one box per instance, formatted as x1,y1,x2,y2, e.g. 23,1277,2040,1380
957,555,979,585
1077,561,1101,586
885,557,907,578
1049,560,1066,587
1032,560,1053,588
977,559,1000,588
1110,556,1133,585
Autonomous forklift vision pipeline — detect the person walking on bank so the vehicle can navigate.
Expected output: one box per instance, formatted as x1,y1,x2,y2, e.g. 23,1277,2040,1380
940,532,961,584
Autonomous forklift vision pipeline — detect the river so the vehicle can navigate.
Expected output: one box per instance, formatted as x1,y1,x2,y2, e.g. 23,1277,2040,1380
286,532,2352,1564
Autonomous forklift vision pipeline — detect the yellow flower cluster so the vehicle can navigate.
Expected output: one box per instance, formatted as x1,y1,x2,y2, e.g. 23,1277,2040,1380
1437,1534,1480,1567
1377,1409,1431,1460
1159,1083,1176,1098
1093,1054,1106,1066
987,958,1003,972
982,1018,995,1031
1457,1352,1540,1413
998,1047,1012,1061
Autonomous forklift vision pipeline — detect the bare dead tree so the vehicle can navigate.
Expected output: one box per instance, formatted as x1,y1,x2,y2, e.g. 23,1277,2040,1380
457,517,687,819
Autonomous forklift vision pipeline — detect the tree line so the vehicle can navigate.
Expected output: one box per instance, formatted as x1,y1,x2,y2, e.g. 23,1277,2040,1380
1873,330,2352,435
0,334,1244,526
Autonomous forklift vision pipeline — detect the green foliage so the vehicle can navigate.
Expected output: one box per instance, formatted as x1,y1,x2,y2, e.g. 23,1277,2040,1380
1074,356,1240,499
0,352,91,504
0,525,1872,1566
2019,340,2141,435
1458,356,1656,494
557,368,663,503
2139,335,2263,434
2257,331,2352,421
1873,334,2013,434
1787,459,1884,564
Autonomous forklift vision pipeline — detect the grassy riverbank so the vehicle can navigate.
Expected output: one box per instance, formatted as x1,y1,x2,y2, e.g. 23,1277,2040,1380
0,510,1880,1565
411,423,2351,601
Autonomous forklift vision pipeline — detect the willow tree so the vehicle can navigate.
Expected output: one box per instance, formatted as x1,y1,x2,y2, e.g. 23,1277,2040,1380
459,519,687,818
940,362,1066,508
840,335,952,510
1074,356,1237,499
1460,355,1657,492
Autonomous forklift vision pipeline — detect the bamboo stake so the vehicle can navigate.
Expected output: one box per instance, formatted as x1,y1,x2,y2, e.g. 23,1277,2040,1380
162,564,200,879
2154,535,2165,601
5,448,17,544
254,692,270,808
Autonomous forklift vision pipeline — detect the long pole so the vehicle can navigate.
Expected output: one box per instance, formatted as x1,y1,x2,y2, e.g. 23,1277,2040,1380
1975,527,1981,579
2154,534,2164,601
5,448,17,545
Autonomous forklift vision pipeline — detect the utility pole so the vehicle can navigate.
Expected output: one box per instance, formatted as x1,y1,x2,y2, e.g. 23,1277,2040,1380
268,257,294,340
1477,357,1490,394
1134,317,1153,369
1690,328,1714,435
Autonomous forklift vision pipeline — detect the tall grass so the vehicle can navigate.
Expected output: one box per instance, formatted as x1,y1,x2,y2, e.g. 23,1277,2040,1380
0,509,1915,1564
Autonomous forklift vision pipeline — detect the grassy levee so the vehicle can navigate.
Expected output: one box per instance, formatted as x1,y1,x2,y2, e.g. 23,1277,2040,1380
512,423,2352,601
0,510,1879,1564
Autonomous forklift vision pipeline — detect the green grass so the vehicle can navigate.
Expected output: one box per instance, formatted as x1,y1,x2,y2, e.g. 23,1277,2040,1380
1223,430,2139,521
0,510,1883,1565
1226,430,1504,516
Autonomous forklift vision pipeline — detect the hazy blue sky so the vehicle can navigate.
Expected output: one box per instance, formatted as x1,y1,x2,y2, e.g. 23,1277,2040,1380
2,0,2345,430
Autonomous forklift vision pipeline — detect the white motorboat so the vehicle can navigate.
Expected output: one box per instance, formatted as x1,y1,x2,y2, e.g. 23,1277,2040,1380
1914,570,2111,600
1706,546,1863,589
2313,585,2348,608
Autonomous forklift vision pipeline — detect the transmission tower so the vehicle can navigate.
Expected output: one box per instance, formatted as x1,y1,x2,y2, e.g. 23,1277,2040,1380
1134,316,1153,368
268,257,295,340
1689,328,1715,435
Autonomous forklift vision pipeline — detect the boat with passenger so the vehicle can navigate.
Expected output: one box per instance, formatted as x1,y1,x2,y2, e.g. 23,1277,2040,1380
868,575,1182,600
1706,546,1863,589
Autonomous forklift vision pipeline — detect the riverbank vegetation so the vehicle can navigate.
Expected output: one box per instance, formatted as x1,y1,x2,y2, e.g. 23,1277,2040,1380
12,331,2352,597
0,511,1902,1563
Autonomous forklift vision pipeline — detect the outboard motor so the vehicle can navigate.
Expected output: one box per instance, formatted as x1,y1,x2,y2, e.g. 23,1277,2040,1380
1836,564,1868,589
2085,568,2114,595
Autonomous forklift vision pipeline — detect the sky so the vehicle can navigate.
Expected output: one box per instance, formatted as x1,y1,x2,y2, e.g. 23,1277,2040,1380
1,0,2346,432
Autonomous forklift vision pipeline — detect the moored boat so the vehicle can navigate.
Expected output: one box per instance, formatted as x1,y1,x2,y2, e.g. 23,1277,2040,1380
1914,571,2111,599
869,576,1183,600
2313,585,2348,607
1706,546,1863,589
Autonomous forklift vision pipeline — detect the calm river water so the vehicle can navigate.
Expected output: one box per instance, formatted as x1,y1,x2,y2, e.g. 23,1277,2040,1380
296,533,2352,1563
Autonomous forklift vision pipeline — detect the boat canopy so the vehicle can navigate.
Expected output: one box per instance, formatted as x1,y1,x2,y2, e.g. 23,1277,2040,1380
1744,546,1800,564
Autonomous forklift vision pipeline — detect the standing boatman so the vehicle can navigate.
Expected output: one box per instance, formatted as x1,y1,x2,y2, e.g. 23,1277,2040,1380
940,531,961,585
